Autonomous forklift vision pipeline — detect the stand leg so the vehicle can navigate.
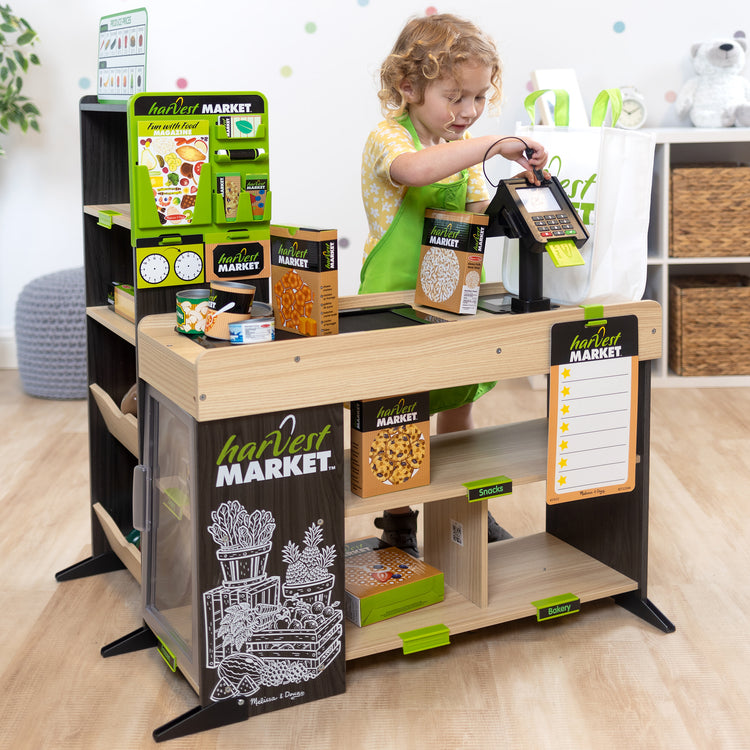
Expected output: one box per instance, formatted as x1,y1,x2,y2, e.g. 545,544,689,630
101,625,158,658
55,552,125,582
153,699,250,743
614,592,676,633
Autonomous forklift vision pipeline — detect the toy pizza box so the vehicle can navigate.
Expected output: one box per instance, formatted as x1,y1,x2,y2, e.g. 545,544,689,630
344,538,444,627
350,392,430,498
270,224,338,336
414,208,488,315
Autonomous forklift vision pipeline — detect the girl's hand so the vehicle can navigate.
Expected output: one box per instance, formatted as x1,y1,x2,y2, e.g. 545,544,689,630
495,137,548,175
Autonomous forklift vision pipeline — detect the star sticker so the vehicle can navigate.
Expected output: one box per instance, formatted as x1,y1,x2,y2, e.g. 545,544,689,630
561,386,570,396
562,368,571,379
558,476,567,487
561,404,570,415
558,457,567,468
559,440,568,451
561,422,569,433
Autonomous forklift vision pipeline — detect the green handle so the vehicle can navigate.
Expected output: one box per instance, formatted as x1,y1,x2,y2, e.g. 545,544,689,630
524,89,570,126
591,88,623,127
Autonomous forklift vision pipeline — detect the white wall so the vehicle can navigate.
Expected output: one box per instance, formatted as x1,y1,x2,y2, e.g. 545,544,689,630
1,0,746,366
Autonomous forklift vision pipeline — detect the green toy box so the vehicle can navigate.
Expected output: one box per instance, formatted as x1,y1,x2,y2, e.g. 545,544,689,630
344,538,444,627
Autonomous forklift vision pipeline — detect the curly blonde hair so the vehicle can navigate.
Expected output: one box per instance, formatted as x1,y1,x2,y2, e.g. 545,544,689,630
378,13,502,118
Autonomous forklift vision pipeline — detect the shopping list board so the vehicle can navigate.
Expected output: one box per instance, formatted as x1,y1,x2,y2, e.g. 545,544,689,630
546,316,639,505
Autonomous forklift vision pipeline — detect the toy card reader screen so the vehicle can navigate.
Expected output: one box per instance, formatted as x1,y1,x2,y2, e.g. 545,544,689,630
517,186,561,214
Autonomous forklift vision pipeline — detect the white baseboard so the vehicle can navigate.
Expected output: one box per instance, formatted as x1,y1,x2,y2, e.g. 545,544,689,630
0,330,18,369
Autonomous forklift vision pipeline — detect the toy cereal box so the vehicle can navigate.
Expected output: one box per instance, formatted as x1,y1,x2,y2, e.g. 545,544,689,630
350,393,430,498
414,208,488,315
344,538,444,627
270,225,338,336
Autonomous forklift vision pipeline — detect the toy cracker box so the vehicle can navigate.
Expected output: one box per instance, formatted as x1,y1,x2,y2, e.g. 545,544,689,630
270,224,338,336
344,537,444,627
350,392,430,498
414,208,488,315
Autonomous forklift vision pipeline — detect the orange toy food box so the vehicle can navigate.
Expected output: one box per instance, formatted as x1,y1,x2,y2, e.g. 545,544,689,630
350,392,430,498
270,225,338,336
344,537,444,627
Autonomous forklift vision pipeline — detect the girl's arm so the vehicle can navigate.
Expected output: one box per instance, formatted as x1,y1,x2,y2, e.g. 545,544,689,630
390,135,547,187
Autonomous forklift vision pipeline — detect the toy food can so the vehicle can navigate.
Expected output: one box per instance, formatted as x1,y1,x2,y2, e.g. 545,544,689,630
229,318,275,344
205,280,256,339
176,288,210,335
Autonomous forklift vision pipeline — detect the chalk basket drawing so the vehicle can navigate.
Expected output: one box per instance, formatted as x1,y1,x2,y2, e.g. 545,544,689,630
203,501,342,702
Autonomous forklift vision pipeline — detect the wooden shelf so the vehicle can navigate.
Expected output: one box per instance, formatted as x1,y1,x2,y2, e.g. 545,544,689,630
344,418,547,517
83,203,132,229
87,305,136,345
92,502,141,583
344,532,638,661
89,383,138,457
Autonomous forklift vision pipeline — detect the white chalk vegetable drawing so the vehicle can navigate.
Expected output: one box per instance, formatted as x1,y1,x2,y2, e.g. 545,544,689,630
204,501,342,703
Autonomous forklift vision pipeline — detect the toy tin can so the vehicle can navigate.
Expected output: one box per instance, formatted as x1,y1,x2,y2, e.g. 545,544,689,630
229,318,275,344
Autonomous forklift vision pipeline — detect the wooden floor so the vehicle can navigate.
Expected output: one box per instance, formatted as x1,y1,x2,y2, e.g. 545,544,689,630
1,369,749,749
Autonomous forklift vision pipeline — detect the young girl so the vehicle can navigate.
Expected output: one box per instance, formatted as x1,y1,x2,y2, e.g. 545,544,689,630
360,13,548,555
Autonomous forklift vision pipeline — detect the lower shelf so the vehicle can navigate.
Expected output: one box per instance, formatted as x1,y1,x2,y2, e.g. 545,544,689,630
344,532,638,661
93,502,142,583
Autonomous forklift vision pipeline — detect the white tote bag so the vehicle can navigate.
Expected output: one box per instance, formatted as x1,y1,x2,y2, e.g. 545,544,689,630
502,89,656,306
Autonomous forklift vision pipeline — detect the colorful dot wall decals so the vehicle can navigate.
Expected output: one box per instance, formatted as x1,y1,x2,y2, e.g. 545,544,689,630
281,65,293,78
425,6,438,14
305,22,317,33
357,0,369,6
665,91,677,103
78,77,91,89
613,21,625,33
176,77,188,89
339,237,350,249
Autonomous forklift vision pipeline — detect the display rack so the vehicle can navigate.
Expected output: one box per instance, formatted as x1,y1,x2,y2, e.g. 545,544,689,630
645,127,750,386
57,92,273,585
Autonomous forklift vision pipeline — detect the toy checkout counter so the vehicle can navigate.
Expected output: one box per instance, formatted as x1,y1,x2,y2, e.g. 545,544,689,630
98,158,670,741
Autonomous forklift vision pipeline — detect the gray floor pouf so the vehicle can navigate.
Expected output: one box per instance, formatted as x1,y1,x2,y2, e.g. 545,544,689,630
15,267,88,399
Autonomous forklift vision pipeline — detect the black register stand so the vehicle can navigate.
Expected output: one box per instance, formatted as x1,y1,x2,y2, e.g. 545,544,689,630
100,289,673,741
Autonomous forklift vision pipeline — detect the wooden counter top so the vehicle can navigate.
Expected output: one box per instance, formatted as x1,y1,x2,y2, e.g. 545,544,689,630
137,287,662,421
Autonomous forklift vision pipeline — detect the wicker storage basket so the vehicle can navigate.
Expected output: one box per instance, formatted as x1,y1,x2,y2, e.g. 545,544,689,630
670,164,750,257
669,275,750,375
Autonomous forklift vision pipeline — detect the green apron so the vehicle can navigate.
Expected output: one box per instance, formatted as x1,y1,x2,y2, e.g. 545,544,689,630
359,116,496,414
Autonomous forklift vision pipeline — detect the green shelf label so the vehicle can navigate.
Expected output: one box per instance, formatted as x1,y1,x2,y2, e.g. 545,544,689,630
463,475,512,502
532,593,580,622
398,624,450,655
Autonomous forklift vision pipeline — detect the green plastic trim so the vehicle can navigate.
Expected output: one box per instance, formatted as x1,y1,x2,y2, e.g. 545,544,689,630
531,593,581,622
580,304,607,326
97,209,121,229
398,624,450,655
156,637,177,671
463,475,512,503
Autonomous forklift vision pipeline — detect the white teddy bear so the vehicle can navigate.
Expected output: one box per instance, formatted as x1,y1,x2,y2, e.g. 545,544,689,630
675,37,750,127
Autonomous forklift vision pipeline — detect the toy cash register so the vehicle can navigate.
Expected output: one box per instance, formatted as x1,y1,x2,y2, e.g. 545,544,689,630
484,175,589,313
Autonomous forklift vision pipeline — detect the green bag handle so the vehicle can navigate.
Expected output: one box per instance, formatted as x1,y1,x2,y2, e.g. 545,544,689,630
524,87,623,127
524,89,570,126
591,88,623,127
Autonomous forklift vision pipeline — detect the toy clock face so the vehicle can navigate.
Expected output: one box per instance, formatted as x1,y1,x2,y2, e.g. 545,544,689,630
139,252,170,284
174,250,203,281
618,87,647,129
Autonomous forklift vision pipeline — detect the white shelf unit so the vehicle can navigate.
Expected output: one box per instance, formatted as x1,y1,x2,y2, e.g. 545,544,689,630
645,127,750,386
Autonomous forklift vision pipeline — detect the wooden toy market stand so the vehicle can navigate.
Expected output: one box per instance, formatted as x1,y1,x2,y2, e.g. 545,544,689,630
129,287,673,739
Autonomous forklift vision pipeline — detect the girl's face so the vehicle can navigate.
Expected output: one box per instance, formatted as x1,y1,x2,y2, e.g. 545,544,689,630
403,62,492,146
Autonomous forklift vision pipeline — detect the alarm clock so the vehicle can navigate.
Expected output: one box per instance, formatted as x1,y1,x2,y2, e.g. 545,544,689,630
617,86,647,130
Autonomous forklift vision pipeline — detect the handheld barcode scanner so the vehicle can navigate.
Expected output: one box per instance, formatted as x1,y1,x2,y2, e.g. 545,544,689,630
484,171,589,313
